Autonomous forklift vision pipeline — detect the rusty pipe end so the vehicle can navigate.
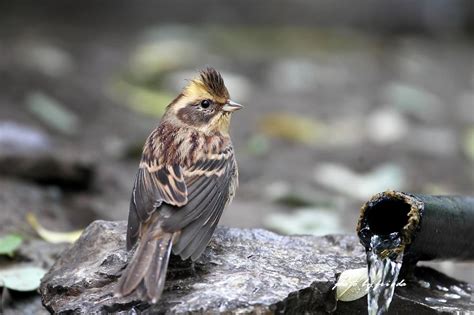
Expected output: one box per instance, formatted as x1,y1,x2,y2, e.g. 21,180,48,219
357,190,423,257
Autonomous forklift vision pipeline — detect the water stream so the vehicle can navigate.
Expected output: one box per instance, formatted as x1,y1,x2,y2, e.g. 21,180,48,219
367,233,404,315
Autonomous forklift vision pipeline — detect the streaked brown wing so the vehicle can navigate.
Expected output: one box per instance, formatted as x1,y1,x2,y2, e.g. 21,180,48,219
161,147,238,261
126,164,187,250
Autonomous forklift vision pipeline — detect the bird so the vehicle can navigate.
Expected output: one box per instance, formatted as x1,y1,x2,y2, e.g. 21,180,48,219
116,67,242,303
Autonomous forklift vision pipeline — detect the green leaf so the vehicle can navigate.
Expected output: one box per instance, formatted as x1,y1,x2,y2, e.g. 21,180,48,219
0,265,47,291
0,234,23,257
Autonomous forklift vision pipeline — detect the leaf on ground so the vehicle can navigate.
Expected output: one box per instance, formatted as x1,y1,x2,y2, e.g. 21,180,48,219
259,113,323,146
0,265,47,291
336,268,369,302
26,213,82,244
26,92,79,135
0,235,23,257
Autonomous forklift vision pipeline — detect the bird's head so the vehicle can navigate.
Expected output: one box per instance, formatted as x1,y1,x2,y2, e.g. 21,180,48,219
165,67,243,135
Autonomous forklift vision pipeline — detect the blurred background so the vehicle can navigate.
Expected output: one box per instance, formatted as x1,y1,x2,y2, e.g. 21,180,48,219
0,0,473,286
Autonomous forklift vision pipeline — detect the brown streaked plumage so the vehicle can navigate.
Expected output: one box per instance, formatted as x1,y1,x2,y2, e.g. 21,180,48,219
116,67,242,303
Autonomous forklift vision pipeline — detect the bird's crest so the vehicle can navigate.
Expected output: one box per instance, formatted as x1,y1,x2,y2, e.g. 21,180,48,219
184,67,229,102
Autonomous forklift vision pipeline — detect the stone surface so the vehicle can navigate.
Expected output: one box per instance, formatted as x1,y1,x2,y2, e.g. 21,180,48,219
40,221,473,314
40,221,365,314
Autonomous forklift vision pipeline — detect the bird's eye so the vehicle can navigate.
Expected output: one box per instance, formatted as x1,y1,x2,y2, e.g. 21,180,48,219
200,99,211,109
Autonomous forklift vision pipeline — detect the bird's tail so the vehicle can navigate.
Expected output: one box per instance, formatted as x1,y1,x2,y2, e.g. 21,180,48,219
116,220,173,303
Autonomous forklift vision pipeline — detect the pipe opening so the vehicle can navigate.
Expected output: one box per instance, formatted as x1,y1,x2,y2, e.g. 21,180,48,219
366,199,411,235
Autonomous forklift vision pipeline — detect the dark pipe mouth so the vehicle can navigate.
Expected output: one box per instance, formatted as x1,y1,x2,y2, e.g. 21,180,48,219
366,199,411,235
357,191,424,253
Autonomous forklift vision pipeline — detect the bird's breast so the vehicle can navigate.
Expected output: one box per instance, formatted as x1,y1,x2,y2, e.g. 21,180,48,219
149,123,231,169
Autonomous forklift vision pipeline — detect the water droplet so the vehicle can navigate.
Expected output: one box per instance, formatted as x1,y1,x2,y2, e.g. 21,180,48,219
425,297,447,304
435,284,449,292
444,293,461,300
449,285,471,298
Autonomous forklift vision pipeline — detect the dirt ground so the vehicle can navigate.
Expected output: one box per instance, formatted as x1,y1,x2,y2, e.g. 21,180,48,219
1,2,473,289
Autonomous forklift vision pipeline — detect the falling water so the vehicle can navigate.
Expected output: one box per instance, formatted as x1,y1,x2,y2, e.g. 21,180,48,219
367,233,404,315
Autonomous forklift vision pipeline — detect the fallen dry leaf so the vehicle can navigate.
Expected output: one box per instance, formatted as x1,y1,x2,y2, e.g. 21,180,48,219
26,213,83,244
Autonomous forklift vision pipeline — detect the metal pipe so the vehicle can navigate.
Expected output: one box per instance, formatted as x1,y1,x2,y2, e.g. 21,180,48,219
357,190,474,263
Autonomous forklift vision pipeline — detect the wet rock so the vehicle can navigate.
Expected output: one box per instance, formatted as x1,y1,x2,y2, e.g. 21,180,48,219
40,220,365,314
40,221,473,314
338,267,474,314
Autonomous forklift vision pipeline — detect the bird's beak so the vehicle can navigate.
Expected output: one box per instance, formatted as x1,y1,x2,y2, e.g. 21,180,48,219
222,100,243,112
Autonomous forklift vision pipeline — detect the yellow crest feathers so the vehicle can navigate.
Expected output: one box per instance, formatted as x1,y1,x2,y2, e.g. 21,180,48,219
184,67,229,101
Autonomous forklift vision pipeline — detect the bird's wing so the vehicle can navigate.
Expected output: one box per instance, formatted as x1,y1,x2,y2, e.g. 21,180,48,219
126,163,187,250
126,142,238,261
161,145,238,261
